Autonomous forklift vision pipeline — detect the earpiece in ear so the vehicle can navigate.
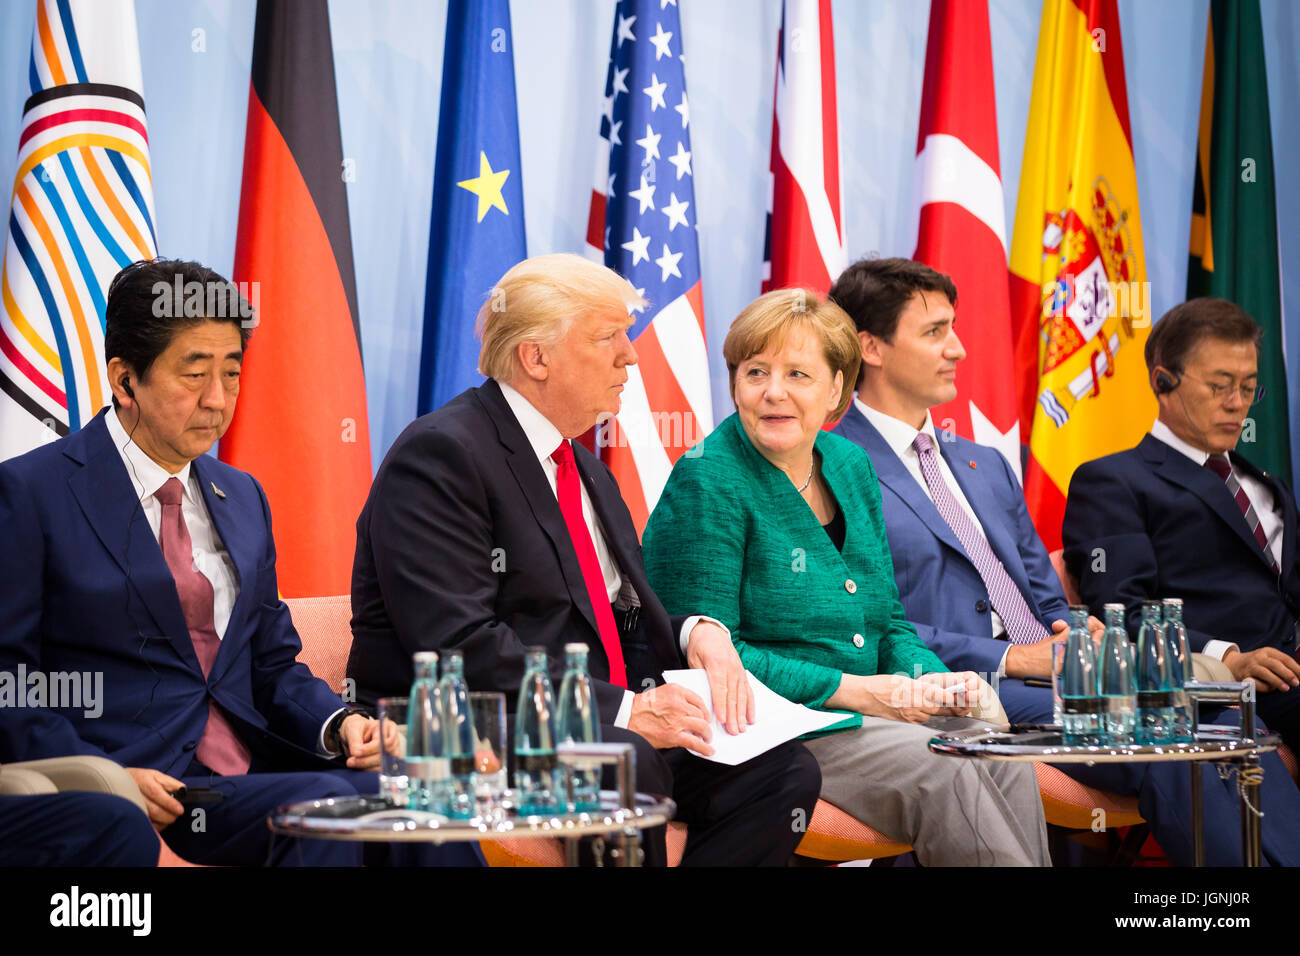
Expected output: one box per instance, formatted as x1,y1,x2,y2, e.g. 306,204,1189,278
1154,369,1179,394
121,376,135,400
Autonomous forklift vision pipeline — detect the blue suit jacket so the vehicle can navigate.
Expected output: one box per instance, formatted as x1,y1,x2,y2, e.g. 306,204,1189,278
1062,434,1300,654
834,405,1069,676
0,409,347,776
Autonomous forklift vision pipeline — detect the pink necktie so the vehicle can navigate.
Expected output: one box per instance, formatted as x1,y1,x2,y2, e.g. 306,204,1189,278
913,433,1050,645
550,441,628,687
155,477,251,776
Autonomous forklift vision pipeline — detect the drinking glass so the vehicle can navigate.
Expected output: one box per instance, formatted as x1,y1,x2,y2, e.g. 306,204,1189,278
470,691,508,817
377,696,409,806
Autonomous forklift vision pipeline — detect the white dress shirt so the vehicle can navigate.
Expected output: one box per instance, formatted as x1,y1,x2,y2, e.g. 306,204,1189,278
106,406,238,636
498,383,723,727
856,399,1014,676
105,408,342,754
1149,419,1285,660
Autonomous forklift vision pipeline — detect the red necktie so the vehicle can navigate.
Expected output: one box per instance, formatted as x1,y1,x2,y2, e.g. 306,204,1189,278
155,477,251,775
1205,455,1279,574
550,440,628,687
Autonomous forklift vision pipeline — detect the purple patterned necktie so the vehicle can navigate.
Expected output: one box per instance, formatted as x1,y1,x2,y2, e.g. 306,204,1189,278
1205,455,1279,574
912,433,1049,645
156,477,251,776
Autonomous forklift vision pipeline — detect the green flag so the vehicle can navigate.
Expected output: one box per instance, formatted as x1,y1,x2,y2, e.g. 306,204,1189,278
1188,0,1289,482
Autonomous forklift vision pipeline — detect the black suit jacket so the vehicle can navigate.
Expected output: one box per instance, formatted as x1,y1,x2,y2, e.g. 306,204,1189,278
348,380,687,721
1062,433,1300,654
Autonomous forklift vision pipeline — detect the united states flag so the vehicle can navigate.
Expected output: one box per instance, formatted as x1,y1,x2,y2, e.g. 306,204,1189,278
585,0,712,535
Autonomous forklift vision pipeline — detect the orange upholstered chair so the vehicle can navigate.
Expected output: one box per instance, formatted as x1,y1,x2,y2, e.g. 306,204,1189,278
794,801,912,863
287,595,355,699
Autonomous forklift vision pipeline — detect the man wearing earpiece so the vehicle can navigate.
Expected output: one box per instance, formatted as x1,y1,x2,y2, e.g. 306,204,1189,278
1064,297,1300,758
0,258,394,866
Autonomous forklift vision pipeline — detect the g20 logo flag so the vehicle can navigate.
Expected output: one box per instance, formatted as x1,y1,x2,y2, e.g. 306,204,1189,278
0,0,157,461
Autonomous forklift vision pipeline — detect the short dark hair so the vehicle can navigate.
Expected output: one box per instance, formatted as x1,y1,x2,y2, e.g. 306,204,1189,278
1144,297,1262,379
827,256,958,342
104,258,253,407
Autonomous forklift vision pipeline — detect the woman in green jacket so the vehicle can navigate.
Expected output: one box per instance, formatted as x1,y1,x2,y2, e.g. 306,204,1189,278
643,289,1049,865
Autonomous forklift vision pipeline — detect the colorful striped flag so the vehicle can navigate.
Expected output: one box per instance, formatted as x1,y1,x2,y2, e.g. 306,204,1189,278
0,0,156,460
1008,0,1155,549
762,0,845,295
1188,0,1289,482
912,0,1020,475
218,0,372,597
585,0,712,534
418,0,527,415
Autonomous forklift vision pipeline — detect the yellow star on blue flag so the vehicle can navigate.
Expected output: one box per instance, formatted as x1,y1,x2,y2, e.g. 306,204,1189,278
457,151,510,222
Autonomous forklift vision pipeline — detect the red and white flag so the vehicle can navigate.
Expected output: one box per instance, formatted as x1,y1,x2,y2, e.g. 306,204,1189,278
912,0,1020,474
762,0,845,294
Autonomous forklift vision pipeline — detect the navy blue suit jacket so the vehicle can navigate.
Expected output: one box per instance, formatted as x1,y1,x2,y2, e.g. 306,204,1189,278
1062,434,1300,654
834,405,1068,676
0,409,347,776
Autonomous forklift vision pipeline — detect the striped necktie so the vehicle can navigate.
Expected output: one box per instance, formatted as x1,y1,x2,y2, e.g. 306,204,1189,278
1204,455,1279,574
913,433,1049,645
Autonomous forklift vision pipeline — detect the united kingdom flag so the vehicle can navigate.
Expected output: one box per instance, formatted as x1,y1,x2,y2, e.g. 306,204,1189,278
585,0,712,534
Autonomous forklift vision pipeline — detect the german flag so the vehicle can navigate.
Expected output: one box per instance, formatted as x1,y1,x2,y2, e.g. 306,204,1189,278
219,0,372,597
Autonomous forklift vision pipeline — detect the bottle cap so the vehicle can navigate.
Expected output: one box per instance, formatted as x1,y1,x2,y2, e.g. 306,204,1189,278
527,645,547,655
1142,600,1163,609
564,643,589,654
1103,603,1125,613
444,648,463,662
1068,604,1089,613
413,651,439,664
1162,597,1183,607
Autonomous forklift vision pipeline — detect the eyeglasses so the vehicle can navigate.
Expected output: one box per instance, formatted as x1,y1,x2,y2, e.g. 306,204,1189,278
1181,371,1265,406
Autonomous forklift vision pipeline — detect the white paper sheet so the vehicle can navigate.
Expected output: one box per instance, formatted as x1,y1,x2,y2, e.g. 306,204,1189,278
661,669,847,766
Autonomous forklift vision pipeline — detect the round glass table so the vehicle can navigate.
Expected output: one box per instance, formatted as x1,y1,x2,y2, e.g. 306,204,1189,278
268,742,675,867
929,722,1277,866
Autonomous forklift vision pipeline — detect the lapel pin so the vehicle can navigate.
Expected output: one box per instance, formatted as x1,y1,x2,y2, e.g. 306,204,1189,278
969,460,977,469
210,481,226,500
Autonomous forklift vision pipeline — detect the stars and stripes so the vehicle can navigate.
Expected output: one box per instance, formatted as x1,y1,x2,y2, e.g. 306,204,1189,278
0,0,157,461
762,0,845,294
586,0,712,534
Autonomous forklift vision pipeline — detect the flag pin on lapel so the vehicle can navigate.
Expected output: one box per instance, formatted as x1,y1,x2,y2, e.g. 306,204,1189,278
210,481,226,500
969,461,977,469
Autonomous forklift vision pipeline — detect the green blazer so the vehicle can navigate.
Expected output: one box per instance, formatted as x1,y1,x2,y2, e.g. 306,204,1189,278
643,413,947,732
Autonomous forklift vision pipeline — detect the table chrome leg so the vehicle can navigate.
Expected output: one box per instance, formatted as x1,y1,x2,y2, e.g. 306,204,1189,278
1190,762,1204,867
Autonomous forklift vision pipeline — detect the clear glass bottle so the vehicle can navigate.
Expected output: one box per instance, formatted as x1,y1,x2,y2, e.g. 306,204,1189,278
1062,605,1102,745
555,643,602,812
514,647,559,816
1136,601,1177,744
1098,603,1137,745
1162,598,1195,743
439,650,475,819
406,652,450,813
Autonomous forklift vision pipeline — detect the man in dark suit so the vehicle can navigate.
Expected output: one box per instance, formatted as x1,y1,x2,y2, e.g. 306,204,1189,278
349,253,820,866
831,258,1300,866
0,259,393,866
1064,297,1300,757
0,762,160,866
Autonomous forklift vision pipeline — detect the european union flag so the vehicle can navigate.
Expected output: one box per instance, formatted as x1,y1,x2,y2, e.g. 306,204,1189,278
418,0,527,414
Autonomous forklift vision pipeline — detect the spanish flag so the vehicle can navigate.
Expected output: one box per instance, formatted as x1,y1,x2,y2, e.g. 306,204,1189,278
1008,0,1155,549
219,0,372,597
